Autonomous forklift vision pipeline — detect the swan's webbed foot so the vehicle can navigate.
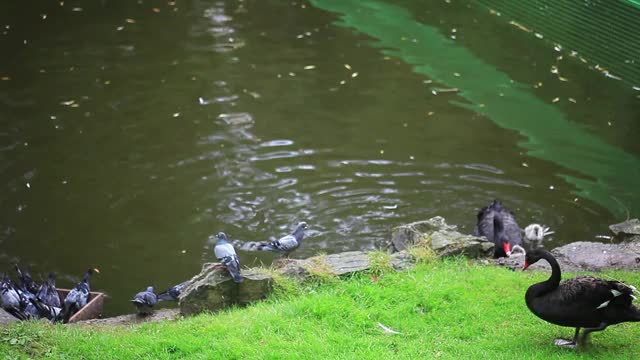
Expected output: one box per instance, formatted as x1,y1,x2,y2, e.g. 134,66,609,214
553,338,577,348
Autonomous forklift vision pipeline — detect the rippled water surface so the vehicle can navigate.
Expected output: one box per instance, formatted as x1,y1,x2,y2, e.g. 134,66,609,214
1,0,638,315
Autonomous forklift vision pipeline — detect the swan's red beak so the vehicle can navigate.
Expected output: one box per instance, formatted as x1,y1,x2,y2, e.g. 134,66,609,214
503,242,511,256
523,261,529,270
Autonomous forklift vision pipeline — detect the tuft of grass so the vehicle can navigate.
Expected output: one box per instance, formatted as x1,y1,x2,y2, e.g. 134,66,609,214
407,245,438,264
367,250,394,276
3,259,640,359
270,272,305,298
304,254,338,284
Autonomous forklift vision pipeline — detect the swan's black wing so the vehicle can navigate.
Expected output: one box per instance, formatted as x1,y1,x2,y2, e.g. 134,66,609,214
558,276,635,310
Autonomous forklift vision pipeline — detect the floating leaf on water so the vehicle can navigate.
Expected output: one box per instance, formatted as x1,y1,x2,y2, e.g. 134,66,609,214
70,103,79,108
60,100,75,106
550,66,558,74
380,150,384,154
632,86,640,91
453,72,460,77
1,76,10,81
351,72,358,78
409,156,415,160
427,111,434,116
288,72,296,77
72,7,83,12
534,33,543,39
568,98,576,103
198,97,206,105
217,112,254,126
558,76,568,82
152,8,160,13
41,14,47,20
181,250,186,254
580,57,587,63
126,18,136,23
339,80,346,85
173,112,180,118
552,97,560,103
344,64,352,70
303,65,316,70
508,20,531,32
607,121,612,126
423,80,433,84
116,26,124,31
522,162,528,167
549,185,554,190
554,44,562,52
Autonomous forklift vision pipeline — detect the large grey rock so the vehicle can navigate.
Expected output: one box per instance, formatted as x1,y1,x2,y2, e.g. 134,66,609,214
429,230,494,258
389,216,493,258
0,308,18,326
323,251,371,275
179,263,273,316
492,241,640,273
551,241,640,271
609,219,640,242
390,251,416,270
389,217,457,252
73,309,180,326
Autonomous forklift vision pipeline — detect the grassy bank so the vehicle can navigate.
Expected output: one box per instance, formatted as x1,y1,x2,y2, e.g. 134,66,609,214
2,258,640,359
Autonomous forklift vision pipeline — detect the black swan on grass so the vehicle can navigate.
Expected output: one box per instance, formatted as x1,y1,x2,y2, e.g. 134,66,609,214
523,249,640,348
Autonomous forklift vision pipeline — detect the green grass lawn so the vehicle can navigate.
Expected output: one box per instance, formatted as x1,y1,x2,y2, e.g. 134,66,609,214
2,258,640,359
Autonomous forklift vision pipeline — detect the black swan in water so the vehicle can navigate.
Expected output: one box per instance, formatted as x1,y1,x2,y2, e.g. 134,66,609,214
524,249,640,347
474,200,524,258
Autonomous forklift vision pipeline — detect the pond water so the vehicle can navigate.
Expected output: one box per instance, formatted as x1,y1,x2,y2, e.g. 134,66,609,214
1,0,638,316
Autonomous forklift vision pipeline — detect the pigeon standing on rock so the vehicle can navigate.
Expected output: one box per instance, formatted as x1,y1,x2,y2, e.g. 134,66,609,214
258,222,308,258
214,232,243,283
131,286,157,315
61,268,99,323
157,281,189,301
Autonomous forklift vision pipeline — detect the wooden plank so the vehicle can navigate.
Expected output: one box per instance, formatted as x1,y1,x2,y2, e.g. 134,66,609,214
57,289,105,323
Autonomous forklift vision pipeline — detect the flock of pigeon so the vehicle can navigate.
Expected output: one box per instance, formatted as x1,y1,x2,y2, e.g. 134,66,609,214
1,221,309,321
0,267,98,323
3,201,640,348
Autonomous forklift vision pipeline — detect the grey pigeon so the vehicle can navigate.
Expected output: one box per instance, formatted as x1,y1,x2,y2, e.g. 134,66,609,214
214,232,243,283
28,297,62,322
157,281,189,301
61,268,98,323
131,286,157,315
0,274,30,320
259,222,308,257
36,273,61,308
14,265,39,295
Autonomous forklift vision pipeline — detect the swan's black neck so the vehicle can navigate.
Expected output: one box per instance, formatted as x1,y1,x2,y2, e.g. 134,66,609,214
527,251,562,298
